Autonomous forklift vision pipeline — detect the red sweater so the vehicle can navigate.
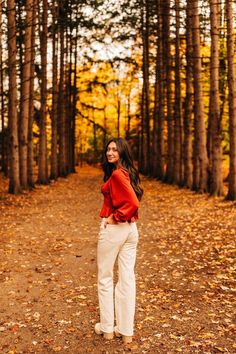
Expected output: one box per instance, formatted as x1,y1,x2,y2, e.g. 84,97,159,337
100,168,139,222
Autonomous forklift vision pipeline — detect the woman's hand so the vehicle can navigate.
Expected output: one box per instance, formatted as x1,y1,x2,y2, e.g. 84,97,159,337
106,214,118,225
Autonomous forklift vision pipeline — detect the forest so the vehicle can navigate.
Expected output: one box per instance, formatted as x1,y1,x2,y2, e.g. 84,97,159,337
0,0,236,199
0,2,236,353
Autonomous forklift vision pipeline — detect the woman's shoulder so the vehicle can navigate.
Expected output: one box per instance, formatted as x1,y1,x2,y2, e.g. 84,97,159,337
111,168,129,179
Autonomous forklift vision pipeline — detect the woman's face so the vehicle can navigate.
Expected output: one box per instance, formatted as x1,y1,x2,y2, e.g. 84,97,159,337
106,141,120,165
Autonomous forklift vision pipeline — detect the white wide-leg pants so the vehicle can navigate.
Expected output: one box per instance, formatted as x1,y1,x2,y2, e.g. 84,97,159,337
97,220,138,336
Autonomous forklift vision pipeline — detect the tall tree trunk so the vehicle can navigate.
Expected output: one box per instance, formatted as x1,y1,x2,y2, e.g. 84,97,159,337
191,0,208,192
103,107,107,149
145,0,151,174
17,2,24,181
209,0,223,196
226,0,236,200
50,0,59,179
139,5,145,171
71,18,78,172
117,94,121,137
65,23,70,174
183,0,193,188
92,110,97,161
173,0,182,185
218,4,227,125
125,93,131,141
155,0,164,179
152,28,158,177
58,0,67,176
163,0,174,183
139,85,144,170
67,7,74,173
19,0,33,189
141,0,150,174
38,0,48,183
0,1,6,175
27,0,36,188
7,0,21,193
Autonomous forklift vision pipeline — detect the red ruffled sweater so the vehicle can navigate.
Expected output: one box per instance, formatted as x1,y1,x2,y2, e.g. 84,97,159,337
100,168,139,222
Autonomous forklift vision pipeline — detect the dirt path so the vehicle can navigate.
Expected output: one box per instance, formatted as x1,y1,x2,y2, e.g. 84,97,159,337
0,166,235,354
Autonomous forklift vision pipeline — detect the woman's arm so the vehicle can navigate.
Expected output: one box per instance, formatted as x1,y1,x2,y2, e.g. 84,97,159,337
109,169,139,222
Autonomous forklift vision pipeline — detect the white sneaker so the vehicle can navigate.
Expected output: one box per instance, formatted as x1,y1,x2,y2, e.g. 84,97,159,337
94,323,102,335
94,323,114,339
114,326,122,337
114,326,132,343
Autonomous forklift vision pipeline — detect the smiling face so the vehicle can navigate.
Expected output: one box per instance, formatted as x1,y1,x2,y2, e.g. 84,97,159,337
106,141,120,166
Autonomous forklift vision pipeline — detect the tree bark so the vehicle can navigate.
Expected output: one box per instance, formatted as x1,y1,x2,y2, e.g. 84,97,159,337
173,0,182,185
154,0,164,179
226,0,236,200
163,0,174,183
27,0,36,188
65,22,71,173
125,94,131,141
117,93,121,138
71,17,78,172
19,0,33,189
139,4,145,171
0,1,6,175
50,0,59,180
7,0,21,193
141,0,150,174
67,7,74,173
191,0,208,192
58,0,67,176
183,0,193,188
38,0,48,184
152,37,158,178
209,0,223,196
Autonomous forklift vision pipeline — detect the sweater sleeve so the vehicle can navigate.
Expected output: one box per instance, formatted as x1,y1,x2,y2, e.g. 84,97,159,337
110,169,139,222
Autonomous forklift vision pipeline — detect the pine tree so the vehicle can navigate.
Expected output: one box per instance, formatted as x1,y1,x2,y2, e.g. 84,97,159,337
7,0,21,193
191,0,208,192
226,0,236,200
209,0,223,196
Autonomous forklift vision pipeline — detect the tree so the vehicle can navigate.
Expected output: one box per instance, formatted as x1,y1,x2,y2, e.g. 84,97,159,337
70,13,78,173
38,0,48,184
183,0,193,188
58,0,67,177
163,0,174,183
191,0,208,192
140,0,150,174
0,0,7,175
19,0,34,189
208,0,223,196
27,0,36,188
226,0,236,200
153,0,165,179
7,0,21,193
173,0,182,185
50,0,59,179
152,2,159,178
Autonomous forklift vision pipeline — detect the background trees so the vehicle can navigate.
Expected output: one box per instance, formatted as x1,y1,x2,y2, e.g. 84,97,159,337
226,0,236,200
1,0,236,200
7,0,21,194
138,0,236,199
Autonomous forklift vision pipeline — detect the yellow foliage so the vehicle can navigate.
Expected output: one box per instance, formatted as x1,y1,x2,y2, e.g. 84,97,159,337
75,57,141,156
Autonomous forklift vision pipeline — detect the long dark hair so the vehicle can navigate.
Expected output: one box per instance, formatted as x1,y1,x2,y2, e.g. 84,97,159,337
102,138,143,201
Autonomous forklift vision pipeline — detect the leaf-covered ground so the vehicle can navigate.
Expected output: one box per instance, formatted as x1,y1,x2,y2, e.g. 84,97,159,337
0,166,235,354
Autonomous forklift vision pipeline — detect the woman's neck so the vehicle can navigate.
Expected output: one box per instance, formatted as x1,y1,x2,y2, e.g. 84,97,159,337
114,161,122,169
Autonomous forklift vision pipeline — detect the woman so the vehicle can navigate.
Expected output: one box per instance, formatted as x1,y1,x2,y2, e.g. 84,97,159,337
95,137,143,344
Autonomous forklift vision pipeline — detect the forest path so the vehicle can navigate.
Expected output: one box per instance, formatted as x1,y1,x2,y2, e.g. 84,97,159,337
0,166,235,354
